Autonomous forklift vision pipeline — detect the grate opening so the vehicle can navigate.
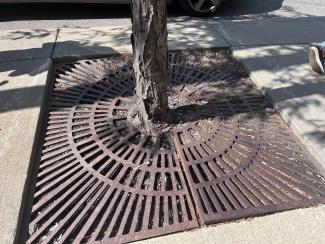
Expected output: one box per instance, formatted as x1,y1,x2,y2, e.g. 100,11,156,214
134,195,147,232
96,190,124,240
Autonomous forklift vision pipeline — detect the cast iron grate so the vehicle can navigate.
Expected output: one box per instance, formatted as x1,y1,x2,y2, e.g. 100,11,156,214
27,50,325,243
173,114,325,224
27,54,200,244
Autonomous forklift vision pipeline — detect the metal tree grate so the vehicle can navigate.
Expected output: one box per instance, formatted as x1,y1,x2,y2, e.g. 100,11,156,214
173,115,325,224
26,51,325,243
26,56,199,244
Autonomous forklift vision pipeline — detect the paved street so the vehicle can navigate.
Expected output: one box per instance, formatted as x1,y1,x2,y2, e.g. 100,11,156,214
0,0,325,30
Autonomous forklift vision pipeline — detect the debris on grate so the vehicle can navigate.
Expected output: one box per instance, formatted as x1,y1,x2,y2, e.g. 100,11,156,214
26,49,325,243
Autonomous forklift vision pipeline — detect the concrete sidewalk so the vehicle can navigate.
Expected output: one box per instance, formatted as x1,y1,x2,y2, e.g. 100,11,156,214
1,16,325,244
138,204,325,244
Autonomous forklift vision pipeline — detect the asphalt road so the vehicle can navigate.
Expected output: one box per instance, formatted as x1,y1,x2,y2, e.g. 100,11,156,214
0,0,324,30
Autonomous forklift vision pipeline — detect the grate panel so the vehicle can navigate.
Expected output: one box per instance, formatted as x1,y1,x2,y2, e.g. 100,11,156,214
170,50,325,224
27,55,200,244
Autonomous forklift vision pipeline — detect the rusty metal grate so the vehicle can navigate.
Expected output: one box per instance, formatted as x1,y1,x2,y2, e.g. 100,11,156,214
26,51,325,243
173,115,325,224
27,55,199,244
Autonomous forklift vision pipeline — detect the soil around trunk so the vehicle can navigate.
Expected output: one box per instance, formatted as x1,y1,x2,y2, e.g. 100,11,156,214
126,48,257,135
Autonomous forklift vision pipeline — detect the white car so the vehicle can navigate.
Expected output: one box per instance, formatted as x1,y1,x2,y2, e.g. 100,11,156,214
0,0,224,17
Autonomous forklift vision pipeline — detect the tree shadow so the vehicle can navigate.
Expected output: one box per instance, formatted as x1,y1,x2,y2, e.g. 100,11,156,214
1,15,324,150
45,48,272,130
232,44,325,157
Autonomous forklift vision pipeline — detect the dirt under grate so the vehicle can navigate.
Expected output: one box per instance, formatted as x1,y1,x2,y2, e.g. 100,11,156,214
26,49,325,243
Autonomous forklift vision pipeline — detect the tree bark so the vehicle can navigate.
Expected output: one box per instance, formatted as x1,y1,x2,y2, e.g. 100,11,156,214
131,0,168,133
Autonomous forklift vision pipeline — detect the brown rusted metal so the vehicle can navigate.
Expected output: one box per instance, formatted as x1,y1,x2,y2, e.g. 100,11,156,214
169,50,325,224
173,114,325,224
27,55,199,244
26,51,325,243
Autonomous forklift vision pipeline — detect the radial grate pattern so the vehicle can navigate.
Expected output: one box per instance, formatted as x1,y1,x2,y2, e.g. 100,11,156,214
26,50,325,243
173,114,325,224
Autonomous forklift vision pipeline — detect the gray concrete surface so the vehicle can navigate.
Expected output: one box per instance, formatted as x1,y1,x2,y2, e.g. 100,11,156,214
0,59,52,244
0,29,57,62
137,204,325,244
53,23,229,58
232,45,325,168
53,26,132,58
168,22,229,50
212,17,325,46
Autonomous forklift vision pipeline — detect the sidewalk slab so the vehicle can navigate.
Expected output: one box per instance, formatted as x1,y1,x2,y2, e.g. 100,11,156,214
168,22,229,50
212,18,325,46
53,26,132,59
0,59,52,244
0,29,57,62
53,22,229,59
137,204,325,244
232,44,325,169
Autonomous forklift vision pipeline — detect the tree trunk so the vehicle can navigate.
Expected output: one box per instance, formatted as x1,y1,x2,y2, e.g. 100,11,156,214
131,0,168,133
